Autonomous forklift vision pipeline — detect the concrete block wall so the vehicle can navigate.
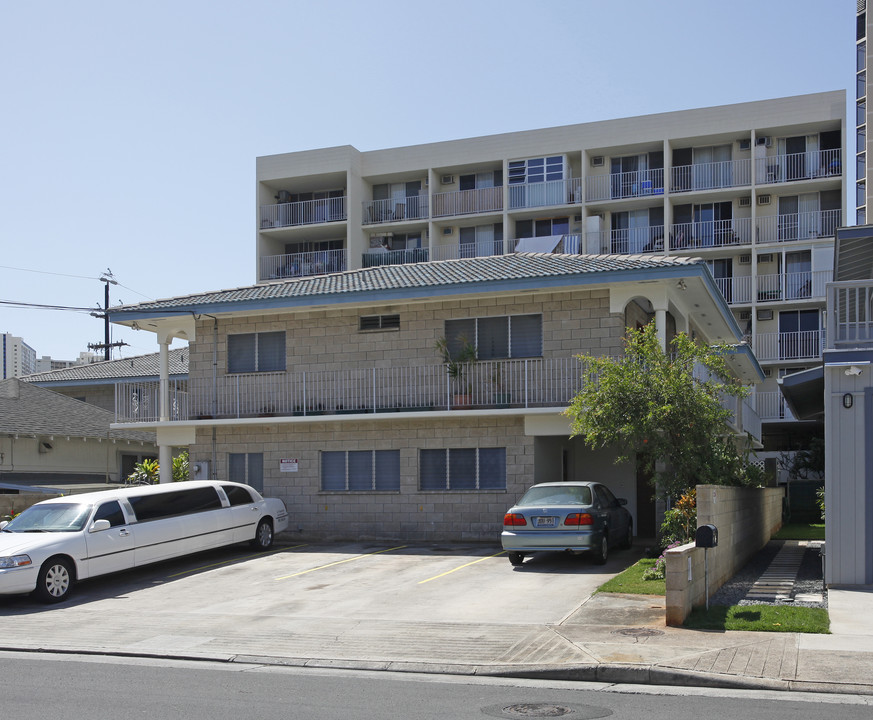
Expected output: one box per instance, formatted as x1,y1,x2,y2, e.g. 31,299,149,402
665,485,784,625
0,493,61,519
190,415,535,543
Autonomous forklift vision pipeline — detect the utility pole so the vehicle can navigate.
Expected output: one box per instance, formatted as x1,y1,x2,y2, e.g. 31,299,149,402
88,269,128,361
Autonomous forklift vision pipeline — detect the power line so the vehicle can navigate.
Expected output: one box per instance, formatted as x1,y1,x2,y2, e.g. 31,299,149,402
0,299,95,312
0,264,99,281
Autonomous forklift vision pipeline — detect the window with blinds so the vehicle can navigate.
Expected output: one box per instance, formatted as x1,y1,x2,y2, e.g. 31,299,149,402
321,450,400,491
227,332,285,373
444,314,542,359
228,453,264,493
419,448,506,491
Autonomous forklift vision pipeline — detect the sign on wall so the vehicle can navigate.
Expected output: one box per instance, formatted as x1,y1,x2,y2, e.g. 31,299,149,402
280,458,299,472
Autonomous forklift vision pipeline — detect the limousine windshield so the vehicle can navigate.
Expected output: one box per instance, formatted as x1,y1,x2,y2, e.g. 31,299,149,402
3,504,93,533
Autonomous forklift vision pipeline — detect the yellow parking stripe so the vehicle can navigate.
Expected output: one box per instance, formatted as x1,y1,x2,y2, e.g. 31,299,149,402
418,550,506,584
167,544,308,578
274,545,408,580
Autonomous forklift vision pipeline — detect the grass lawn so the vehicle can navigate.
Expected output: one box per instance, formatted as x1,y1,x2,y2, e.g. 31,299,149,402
596,558,665,595
685,604,830,633
773,523,825,541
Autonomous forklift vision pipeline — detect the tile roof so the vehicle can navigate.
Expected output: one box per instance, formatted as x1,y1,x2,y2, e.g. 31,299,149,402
109,253,706,315
0,379,155,443
23,347,188,383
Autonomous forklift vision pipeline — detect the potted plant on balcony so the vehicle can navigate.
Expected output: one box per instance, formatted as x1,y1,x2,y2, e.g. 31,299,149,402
435,335,477,408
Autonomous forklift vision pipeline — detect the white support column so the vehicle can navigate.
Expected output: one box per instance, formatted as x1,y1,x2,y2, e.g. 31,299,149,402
159,444,173,484
655,308,668,352
159,340,170,423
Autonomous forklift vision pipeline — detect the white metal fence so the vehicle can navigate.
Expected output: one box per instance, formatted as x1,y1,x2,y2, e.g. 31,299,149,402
259,197,347,228
755,209,841,243
362,196,429,224
670,159,751,193
259,249,347,281
585,169,665,202
755,148,842,184
827,280,873,347
755,330,824,361
431,187,503,217
670,217,752,250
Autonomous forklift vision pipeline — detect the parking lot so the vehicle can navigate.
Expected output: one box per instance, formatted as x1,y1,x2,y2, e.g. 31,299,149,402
0,538,646,626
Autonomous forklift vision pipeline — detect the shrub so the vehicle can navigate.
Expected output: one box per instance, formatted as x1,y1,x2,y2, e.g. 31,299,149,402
642,541,682,581
660,488,697,546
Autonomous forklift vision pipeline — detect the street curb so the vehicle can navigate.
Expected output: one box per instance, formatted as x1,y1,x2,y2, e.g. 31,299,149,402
3,645,873,696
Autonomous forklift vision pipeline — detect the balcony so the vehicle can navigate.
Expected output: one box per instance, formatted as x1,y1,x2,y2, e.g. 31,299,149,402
755,391,798,422
755,209,841,244
670,217,752,251
755,149,842,185
431,187,503,217
755,330,824,362
827,280,873,348
259,249,347,281
259,197,347,229
755,270,831,302
362,247,430,268
671,159,751,193
585,169,664,202
362,196,428,224
713,276,753,305
508,178,582,209
587,226,666,255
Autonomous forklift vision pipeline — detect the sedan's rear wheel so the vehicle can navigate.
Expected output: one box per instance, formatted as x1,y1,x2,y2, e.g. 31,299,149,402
592,535,608,565
251,518,274,550
508,552,525,566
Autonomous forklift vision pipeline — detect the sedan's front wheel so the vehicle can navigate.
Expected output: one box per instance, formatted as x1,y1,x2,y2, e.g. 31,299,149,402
34,556,75,603
508,552,525,566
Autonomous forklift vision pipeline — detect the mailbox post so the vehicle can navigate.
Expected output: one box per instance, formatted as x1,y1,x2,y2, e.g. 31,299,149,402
695,524,718,610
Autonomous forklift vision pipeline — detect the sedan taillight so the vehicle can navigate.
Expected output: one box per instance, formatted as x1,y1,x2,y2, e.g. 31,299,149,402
503,513,527,526
564,513,593,526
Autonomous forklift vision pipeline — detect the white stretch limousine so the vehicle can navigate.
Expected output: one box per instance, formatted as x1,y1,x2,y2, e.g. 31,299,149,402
0,480,288,603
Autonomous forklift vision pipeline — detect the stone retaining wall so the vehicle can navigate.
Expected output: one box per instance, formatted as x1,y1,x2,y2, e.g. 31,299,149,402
665,485,784,625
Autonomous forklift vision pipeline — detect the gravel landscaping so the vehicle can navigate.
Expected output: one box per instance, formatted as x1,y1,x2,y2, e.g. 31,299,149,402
708,539,827,609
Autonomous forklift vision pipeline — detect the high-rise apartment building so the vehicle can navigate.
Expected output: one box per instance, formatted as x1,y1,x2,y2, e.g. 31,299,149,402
1,333,36,379
255,92,845,453
857,1,869,222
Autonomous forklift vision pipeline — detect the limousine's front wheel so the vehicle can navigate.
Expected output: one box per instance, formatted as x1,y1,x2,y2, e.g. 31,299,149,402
252,518,274,550
34,556,74,603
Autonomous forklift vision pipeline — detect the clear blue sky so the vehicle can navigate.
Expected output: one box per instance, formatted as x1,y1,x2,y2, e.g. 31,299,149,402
0,0,856,361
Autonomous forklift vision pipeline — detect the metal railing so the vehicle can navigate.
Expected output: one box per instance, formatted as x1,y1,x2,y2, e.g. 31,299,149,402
362,196,429,224
362,247,430,268
742,398,762,440
115,380,189,423
585,169,665,202
827,280,873,348
669,218,752,250
754,391,796,422
754,330,825,361
508,178,582,209
755,148,842,185
588,225,666,254
755,209,841,243
259,249,347,281
755,270,831,302
671,159,751,193
431,187,503,217
259,197,347,229
713,276,753,305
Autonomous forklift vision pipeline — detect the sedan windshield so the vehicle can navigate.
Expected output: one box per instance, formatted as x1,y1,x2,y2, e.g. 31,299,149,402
518,486,592,506
3,503,93,533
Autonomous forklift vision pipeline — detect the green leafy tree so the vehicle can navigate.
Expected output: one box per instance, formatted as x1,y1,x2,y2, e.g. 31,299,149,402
126,458,159,485
565,323,758,501
172,450,190,483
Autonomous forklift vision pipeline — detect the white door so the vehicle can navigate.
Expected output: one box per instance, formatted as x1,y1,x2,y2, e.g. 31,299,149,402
83,500,136,578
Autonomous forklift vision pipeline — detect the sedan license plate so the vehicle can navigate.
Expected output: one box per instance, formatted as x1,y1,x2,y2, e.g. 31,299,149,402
533,516,557,527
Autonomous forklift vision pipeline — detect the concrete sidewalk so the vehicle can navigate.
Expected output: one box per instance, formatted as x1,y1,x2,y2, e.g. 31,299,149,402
0,580,871,695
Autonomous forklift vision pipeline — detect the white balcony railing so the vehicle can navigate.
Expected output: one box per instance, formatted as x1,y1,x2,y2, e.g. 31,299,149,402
713,276,753,305
670,217,752,250
362,247,430,268
755,270,831,303
115,380,189,424
585,169,665,202
671,159,752,193
827,280,873,348
259,249,347,281
755,148,842,185
259,197,347,229
589,226,666,255
754,330,824,361
508,178,582,209
754,391,797,422
431,187,503,217
362,195,429,224
742,398,762,441
755,209,841,243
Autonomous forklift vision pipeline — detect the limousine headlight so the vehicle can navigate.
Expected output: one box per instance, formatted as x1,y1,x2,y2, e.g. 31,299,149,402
0,555,32,569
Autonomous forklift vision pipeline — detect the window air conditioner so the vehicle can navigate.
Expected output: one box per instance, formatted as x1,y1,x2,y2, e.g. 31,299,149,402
757,309,774,321
739,254,751,264
738,139,752,151
757,136,772,147
763,368,773,378
757,194,771,205
441,175,454,185
590,156,605,167
739,196,752,208
758,253,774,263
739,310,752,321
442,227,453,235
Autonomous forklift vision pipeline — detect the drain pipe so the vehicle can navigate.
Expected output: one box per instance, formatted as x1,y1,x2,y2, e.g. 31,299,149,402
211,317,218,478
